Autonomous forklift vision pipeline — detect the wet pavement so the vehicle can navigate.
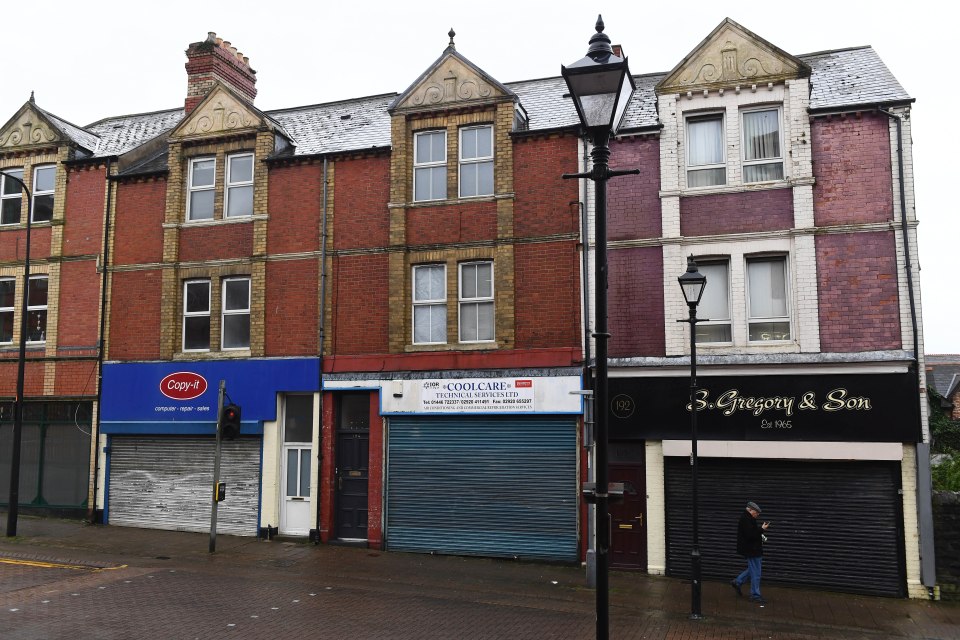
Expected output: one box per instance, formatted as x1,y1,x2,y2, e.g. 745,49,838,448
1,514,958,639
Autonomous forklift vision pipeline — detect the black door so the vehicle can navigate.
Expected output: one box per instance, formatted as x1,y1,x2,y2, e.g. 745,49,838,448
335,393,369,540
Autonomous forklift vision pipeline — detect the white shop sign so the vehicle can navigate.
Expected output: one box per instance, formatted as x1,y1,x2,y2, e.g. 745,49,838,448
347,376,583,415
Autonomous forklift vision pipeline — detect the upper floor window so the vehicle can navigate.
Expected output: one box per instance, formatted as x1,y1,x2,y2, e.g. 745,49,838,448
1,169,23,225
459,125,493,198
26,275,48,343
747,256,790,342
221,277,250,350
225,154,254,218
0,278,13,343
188,158,216,221
32,166,55,223
459,261,494,342
742,108,784,183
414,130,447,201
413,264,446,344
686,113,725,188
183,279,211,351
695,261,732,344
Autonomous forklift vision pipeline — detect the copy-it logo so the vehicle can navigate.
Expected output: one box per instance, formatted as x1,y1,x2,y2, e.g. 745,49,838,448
159,372,208,400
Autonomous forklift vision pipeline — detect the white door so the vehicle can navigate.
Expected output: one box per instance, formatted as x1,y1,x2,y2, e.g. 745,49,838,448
279,395,314,536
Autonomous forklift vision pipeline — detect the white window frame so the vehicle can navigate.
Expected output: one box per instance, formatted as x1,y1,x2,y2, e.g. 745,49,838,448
221,276,251,350
182,279,211,352
458,125,494,198
187,157,216,221
746,255,791,343
25,274,48,344
413,130,447,202
412,264,447,345
685,112,726,188
1,169,24,226
458,261,495,343
0,277,14,344
31,165,56,223
694,260,732,345
225,153,254,218
741,106,784,183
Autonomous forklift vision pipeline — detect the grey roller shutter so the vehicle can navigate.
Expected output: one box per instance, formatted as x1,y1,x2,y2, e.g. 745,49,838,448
108,436,260,536
665,457,905,597
386,416,578,561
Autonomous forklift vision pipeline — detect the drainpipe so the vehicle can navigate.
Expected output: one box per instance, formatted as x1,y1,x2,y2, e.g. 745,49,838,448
91,158,115,525
313,156,329,544
877,106,935,595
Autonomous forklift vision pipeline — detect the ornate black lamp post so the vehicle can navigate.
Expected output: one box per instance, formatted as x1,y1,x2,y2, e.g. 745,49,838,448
2,170,34,537
562,16,637,639
678,255,707,618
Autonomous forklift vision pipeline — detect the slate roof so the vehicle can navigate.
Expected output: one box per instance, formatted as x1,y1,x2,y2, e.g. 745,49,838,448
802,46,911,110
37,45,909,163
85,108,184,157
926,355,960,398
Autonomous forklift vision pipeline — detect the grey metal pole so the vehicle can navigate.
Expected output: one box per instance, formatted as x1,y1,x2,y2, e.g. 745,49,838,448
4,171,32,538
209,380,225,553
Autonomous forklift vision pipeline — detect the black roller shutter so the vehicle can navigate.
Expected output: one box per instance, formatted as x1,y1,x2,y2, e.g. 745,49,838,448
386,416,578,561
665,457,905,597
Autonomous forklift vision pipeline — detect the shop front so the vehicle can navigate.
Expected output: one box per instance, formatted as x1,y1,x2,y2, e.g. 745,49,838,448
609,369,920,597
325,371,583,561
99,358,319,536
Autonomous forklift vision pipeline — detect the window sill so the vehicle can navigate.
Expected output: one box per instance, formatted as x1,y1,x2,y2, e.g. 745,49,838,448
390,193,514,209
165,214,266,229
174,349,252,360
661,180,795,199
405,341,498,353
696,341,801,355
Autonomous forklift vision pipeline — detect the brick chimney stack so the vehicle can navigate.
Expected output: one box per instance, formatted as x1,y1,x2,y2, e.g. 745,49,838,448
184,32,257,115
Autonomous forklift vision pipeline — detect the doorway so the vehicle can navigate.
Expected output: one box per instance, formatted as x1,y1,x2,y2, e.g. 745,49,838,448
609,441,647,570
280,395,313,536
335,393,369,541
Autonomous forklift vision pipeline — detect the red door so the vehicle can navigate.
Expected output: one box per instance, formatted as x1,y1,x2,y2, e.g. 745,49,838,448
610,463,646,570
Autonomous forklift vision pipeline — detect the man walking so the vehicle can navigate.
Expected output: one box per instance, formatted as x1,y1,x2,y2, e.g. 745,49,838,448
731,501,769,605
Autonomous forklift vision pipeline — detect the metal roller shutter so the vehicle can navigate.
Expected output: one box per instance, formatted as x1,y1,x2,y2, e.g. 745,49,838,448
386,416,578,561
108,436,261,537
665,457,905,597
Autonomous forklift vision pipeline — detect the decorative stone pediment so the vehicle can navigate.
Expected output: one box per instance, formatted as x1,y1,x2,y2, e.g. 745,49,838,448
391,50,513,113
0,106,60,149
172,84,262,139
657,18,810,94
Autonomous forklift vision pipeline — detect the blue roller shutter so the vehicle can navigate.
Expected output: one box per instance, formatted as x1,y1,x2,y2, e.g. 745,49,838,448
386,416,578,561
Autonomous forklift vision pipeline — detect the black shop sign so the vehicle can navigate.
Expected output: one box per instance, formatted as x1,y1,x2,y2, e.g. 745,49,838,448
608,373,919,442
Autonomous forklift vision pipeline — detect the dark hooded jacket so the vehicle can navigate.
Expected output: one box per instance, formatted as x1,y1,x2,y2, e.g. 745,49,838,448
736,508,763,557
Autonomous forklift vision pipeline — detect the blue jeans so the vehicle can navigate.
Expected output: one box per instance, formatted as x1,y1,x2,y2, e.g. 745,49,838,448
735,556,763,599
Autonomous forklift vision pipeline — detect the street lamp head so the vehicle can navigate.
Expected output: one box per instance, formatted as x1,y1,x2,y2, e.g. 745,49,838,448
561,15,636,141
678,255,707,308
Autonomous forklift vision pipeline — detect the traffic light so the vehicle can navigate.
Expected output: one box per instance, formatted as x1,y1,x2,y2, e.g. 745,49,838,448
221,403,241,439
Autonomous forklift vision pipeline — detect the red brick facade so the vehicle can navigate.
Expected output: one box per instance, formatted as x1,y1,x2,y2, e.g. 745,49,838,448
609,136,662,241
812,113,893,226
680,188,794,237
608,246,666,357
816,231,902,352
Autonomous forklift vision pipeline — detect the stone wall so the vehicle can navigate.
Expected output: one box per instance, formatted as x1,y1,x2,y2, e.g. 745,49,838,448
934,491,960,600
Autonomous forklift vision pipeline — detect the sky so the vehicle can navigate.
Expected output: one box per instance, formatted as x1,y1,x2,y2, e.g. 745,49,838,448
3,1,954,353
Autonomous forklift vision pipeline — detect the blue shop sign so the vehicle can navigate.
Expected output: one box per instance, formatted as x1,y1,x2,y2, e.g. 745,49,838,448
101,359,319,434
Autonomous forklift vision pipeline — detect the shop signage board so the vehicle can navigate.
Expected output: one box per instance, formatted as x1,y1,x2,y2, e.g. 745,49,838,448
608,373,919,442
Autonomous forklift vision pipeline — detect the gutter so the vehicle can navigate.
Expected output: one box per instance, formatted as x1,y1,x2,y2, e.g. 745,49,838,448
313,157,330,544
91,158,114,524
876,104,936,596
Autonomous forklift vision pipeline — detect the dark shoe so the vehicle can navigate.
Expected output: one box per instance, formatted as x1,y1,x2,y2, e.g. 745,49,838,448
730,580,742,597
750,596,767,606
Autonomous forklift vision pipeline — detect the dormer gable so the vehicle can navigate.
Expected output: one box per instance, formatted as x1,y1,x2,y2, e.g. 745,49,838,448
170,82,291,144
656,18,810,94
0,99,99,153
389,31,517,114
